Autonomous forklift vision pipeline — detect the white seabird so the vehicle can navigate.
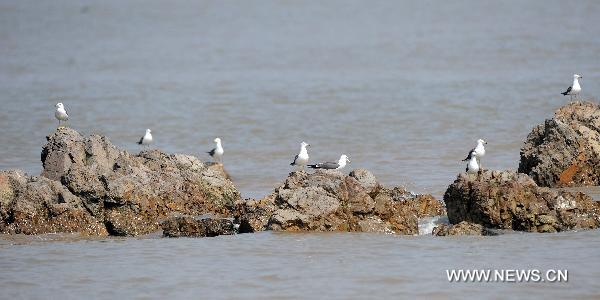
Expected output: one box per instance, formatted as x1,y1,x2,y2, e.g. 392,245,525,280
463,139,487,168
137,129,153,147
55,102,69,127
308,154,350,170
465,150,480,174
290,142,310,170
561,74,582,100
208,137,224,163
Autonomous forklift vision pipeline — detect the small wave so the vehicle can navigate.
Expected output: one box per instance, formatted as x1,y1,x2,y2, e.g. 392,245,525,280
418,215,449,235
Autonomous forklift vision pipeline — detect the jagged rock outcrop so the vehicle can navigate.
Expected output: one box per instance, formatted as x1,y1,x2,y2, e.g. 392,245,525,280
161,216,235,237
519,101,600,187
432,221,496,236
0,128,240,236
0,170,107,235
444,170,600,233
234,169,445,235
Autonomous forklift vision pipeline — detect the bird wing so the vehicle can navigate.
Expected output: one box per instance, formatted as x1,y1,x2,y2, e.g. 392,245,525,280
290,154,299,165
562,86,572,95
137,136,144,145
207,148,216,157
462,148,475,161
308,161,338,169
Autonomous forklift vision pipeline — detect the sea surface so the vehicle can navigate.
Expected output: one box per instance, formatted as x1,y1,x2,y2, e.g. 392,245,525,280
1,231,600,299
1,0,599,298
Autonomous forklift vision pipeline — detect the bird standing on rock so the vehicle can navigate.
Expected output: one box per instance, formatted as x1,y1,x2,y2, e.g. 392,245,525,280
290,142,310,170
55,102,69,128
208,137,224,163
465,150,480,175
463,139,487,169
137,129,153,148
561,74,582,101
308,154,350,170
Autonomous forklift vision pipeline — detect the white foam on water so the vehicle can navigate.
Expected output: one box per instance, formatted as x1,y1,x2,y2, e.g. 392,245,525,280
418,215,449,235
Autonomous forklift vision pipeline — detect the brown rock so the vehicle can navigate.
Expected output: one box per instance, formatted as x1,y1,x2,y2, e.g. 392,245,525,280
234,196,276,233
1,128,241,236
519,101,600,187
444,170,600,232
349,168,380,195
0,170,107,235
432,221,496,236
161,216,235,237
235,169,446,235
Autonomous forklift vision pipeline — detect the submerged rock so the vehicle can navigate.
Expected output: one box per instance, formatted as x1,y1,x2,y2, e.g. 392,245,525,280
161,216,235,238
519,101,600,187
0,128,240,236
235,169,445,235
432,221,496,236
444,170,600,233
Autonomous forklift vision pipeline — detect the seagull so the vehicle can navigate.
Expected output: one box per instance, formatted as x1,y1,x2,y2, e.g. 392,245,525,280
308,154,350,170
137,129,153,147
465,150,480,174
207,137,224,163
463,139,487,169
55,102,69,127
561,74,582,101
290,142,310,170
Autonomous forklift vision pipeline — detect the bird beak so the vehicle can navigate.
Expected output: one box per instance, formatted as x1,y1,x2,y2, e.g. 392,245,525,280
347,158,351,163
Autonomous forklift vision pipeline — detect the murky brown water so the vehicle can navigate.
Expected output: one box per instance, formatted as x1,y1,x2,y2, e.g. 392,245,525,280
1,231,600,299
1,0,599,298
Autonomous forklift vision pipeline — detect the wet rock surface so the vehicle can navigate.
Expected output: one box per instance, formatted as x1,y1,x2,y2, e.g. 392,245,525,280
519,101,600,187
235,169,445,235
444,170,600,233
432,221,496,236
161,216,235,238
0,128,240,236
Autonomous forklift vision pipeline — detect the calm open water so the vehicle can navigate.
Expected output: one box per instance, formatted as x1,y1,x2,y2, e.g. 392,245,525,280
1,0,599,298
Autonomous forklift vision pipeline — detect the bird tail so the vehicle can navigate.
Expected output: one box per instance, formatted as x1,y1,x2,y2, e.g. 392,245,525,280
307,164,318,169
290,162,295,166
137,141,142,145
561,91,568,96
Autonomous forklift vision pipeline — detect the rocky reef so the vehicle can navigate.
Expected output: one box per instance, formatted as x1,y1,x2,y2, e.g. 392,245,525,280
4,101,599,239
443,170,600,233
519,101,600,187
0,128,240,236
234,169,445,235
